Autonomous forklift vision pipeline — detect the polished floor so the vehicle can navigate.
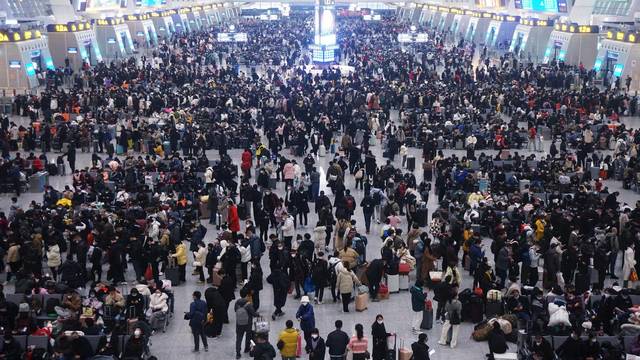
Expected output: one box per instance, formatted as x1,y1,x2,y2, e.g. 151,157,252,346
2,112,640,360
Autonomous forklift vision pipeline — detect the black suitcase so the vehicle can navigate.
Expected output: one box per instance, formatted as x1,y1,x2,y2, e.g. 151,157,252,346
420,308,433,330
47,163,58,176
470,295,484,323
165,267,181,286
407,156,415,171
485,300,503,319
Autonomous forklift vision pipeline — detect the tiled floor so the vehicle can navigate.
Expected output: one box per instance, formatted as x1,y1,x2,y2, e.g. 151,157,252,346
2,112,640,360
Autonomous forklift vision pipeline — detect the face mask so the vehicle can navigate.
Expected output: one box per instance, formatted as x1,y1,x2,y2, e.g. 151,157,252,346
377,320,383,324
311,334,318,339
134,330,142,337
292,254,296,258
278,246,284,250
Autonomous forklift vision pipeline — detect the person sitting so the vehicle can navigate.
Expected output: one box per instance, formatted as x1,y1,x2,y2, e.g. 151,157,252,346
630,334,640,355
505,287,530,323
123,328,147,359
582,333,601,360
530,333,554,360
126,288,145,319
556,329,583,360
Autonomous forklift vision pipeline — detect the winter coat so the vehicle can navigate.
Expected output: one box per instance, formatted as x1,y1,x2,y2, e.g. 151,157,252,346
295,303,315,333
172,242,187,265
410,285,426,312
187,299,208,329
46,244,62,268
277,327,300,358
149,292,168,312
336,267,359,294
283,163,296,180
235,298,258,326
623,247,637,281
228,205,241,232
281,216,295,237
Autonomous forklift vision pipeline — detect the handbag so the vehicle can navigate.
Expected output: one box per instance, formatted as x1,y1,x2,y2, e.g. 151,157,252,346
193,261,202,267
631,269,639,282
144,264,153,281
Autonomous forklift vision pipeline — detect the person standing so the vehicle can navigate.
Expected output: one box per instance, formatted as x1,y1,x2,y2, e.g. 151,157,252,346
296,296,315,347
623,243,637,288
326,320,350,360
267,266,290,320
336,262,360,312
186,291,208,352
250,332,276,360
438,292,462,349
305,328,326,360
371,314,392,360
411,333,431,360
171,240,187,283
410,280,427,333
235,293,258,359
347,324,369,360
277,320,299,360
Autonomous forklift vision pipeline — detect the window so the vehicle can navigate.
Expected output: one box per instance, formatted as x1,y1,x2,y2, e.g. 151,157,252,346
593,0,631,15
6,0,52,18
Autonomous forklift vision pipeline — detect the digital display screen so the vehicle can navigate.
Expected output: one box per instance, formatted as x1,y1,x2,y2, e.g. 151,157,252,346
519,0,566,12
613,64,624,77
68,47,78,54
9,61,21,68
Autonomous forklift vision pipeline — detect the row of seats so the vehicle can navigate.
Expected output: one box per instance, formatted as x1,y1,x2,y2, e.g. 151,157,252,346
0,334,136,357
542,335,633,352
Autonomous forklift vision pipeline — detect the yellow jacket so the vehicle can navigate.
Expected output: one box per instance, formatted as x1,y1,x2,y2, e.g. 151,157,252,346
172,243,187,266
535,219,546,241
277,328,299,357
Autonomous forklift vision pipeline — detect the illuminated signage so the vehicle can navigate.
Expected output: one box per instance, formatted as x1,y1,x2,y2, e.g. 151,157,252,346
125,14,150,21
554,23,598,34
96,17,125,26
438,6,450,13
606,31,640,43
47,22,93,32
68,47,78,54
9,60,21,68
450,8,464,15
0,30,42,43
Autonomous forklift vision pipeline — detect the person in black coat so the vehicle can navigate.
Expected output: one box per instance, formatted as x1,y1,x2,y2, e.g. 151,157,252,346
203,286,226,337
487,322,508,358
556,329,582,360
411,333,430,360
530,334,554,360
248,260,264,311
218,269,236,324
366,258,386,301
305,328,326,360
371,314,392,360
311,254,329,303
325,320,349,359
266,266,289,320
250,332,276,360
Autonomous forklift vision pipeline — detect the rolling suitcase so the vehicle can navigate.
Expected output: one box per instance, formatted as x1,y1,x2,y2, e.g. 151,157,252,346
386,274,400,293
399,274,409,291
470,295,484,323
387,335,397,360
421,300,433,330
165,257,181,286
485,300,503,319
398,338,413,360
406,156,415,171
355,292,368,312
269,177,277,190
318,144,326,157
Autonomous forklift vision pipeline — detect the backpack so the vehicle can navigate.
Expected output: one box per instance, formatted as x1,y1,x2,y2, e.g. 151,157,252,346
449,309,461,325
345,196,354,210
352,237,366,259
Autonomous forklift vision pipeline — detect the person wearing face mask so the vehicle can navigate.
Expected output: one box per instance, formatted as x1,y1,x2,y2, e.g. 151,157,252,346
556,329,583,360
266,265,290,321
371,314,392,360
305,328,326,360
530,334,553,360
296,296,316,347
186,291,208,352
123,327,146,359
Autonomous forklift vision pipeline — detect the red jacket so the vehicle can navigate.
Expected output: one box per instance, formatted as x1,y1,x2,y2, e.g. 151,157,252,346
228,205,240,232
241,150,252,171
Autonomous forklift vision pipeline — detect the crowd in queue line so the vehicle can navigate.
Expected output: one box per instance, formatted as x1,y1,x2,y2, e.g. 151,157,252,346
1,11,640,360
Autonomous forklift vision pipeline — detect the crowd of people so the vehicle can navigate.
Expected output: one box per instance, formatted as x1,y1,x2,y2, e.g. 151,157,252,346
0,8,640,360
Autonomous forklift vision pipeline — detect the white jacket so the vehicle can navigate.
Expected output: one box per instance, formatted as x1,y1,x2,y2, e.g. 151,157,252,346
147,220,160,242
238,244,251,263
204,167,215,184
281,216,295,237
46,244,61,268
194,246,208,265
149,292,168,312
623,247,636,280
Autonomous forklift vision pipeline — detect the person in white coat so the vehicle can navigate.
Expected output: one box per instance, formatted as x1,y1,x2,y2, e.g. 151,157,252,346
281,213,295,250
46,243,62,281
147,288,169,328
623,243,637,288
193,242,208,285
